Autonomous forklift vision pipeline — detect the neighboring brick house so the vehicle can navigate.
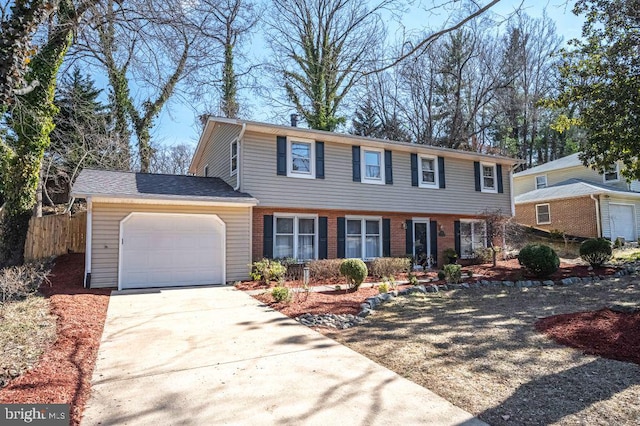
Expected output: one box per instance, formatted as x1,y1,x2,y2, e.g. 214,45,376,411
514,153,640,242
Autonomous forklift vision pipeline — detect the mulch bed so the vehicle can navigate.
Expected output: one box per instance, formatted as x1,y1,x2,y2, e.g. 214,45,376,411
0,254,110,426
536,308,640,365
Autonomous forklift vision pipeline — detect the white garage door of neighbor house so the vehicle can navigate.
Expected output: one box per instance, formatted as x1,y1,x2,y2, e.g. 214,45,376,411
609,204,636,242
119,213,225,289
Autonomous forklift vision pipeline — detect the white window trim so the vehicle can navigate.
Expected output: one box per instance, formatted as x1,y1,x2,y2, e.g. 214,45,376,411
345,216,383,260
536,203,551,225
361,147,385,185
603,163,620,183
480,162,497,193
418,155,439,189
230,139,238,176
204,164,209,177
535,174,547,190
287,138,315,179
273,213,319,262
459,219,487,259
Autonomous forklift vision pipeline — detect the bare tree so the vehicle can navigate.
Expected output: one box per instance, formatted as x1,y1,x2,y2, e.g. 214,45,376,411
149,143,195,175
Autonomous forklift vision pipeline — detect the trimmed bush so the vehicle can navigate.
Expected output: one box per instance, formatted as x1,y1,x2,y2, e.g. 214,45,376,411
443,264,462,284
339,258,368,290
437,270,446,280
370,257,411,278
377,282,390,293
408,272,419,286
442,248,458,264
580,238,612,267
250,258,287,284
518,244,560,278
271,286,290,302
307,259,343,282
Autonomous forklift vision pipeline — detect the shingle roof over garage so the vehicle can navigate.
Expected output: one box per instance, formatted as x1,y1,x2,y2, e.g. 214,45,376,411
71,169,257,204
515,178,640,204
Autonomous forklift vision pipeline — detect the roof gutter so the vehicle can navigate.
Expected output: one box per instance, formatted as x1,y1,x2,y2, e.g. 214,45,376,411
591,194,602,237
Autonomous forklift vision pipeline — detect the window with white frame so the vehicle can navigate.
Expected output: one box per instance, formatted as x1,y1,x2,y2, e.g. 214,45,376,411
419,155,438,188
346,217,381,259
481,163,497,192
535,175,547,189
287,139,315,178
230,140,238,176
604,164,619,182
536,204,551,224
274,215,317,260
460,220,486,259
361,148,384,184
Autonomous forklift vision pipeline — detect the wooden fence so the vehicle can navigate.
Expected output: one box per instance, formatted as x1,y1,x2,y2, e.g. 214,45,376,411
24,212,86,261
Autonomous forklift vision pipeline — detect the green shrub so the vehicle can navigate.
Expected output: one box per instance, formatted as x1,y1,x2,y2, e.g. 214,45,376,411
580,238,612,267
370,257,411,278
548,229,565,240
250,258,287,284
339,258,368,290
408,272,419,286
443,264,462,284
307,259,343,282
378,282,390,293
518,244,560,278
442,248,458,264
271,286,290,302
437,270,446,280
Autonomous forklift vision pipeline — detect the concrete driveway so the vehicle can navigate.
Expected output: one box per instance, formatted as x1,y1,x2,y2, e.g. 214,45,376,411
83,286,485,426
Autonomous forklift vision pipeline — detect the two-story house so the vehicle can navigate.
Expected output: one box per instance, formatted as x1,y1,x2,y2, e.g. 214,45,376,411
513,152,640,242
72,117,517,290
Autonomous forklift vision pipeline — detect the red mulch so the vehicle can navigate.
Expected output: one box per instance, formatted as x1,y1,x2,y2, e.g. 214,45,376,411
0,254,110,426
535,308,640,365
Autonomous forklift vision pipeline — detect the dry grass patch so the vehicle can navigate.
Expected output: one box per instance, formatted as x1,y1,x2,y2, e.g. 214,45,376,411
331,275,640,426
0,296,56,387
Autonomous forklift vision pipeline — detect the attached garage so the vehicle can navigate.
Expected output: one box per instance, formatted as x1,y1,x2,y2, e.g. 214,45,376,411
72,169,258,289
609,203,636,242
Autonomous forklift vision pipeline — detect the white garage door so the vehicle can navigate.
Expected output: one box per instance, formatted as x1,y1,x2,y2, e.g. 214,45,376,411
119,213,225,289
609,204,636,242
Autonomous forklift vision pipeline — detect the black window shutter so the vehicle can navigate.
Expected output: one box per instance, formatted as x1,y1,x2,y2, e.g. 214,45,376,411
316,141,325,179
352,146,361,182
318,216,328,259
454,220,461,258
383,218,391,257
277,136,287,176
411,153,418,187
263,215,274,258
430,221,438,265
405,219,413,255
337,217,346,258
438,156,446,188
385,150,393,184
497,164,503,193
474,161,481,191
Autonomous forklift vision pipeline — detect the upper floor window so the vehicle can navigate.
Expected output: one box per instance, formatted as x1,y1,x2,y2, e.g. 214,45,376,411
274,215,317,261
287,139,315,179
419,155,439,188
536,204,551,224
460,220,486,259
604,164,619,182
230,140,238,176
535,175,547,189
204,164,209,177
481,163,497,193
346,217,382,260
362,148,385,184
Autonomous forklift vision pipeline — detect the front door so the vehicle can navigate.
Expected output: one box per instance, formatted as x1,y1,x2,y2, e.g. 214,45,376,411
413,220,430,268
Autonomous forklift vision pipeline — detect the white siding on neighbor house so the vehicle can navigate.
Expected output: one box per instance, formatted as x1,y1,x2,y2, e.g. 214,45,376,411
600,196,640,241
240,131,512,216
193,124,241,188
514,164,631,196
90,202,251,288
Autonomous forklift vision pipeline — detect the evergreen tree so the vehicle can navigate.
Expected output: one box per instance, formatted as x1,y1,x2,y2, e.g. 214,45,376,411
351,99,382,137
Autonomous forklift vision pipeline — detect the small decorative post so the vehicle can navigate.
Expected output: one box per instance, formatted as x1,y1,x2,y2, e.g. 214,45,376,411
303,266,310,287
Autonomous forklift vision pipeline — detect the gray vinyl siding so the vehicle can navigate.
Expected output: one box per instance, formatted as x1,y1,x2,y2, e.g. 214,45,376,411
241,131,512,216
514,165,630,196
193,125,241,188
90,202,251,288
600,196,640,240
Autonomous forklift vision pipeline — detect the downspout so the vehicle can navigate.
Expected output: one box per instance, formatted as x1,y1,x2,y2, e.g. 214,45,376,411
510,164,518,217
590,194,602,237
84,197,92,288
234,123,246,191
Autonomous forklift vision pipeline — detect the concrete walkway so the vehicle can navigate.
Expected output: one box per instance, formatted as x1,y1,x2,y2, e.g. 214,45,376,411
83,286,486,426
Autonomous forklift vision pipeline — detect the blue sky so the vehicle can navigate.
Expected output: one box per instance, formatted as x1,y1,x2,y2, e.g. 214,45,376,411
151,0,585,148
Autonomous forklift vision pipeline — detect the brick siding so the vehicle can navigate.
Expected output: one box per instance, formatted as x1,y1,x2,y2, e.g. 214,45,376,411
515,196,598,238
